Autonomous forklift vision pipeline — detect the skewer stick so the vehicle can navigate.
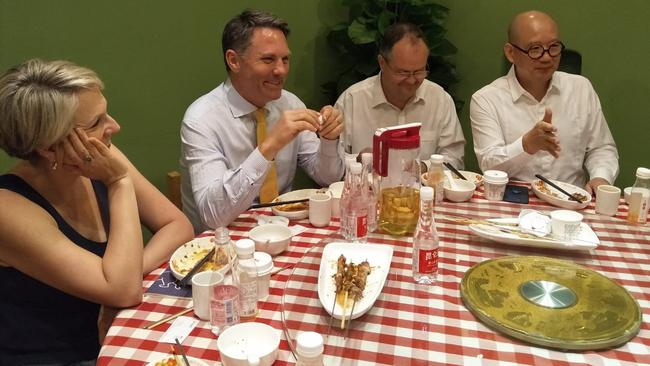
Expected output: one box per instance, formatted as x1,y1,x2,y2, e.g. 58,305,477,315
345,300,357,339
340,290,348,329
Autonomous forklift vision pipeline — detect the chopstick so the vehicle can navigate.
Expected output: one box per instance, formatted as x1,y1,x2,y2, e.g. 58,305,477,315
176,247,215,287
534,174,584,203
174,338,191,366
144,306,194,330
249,198,309,209
443,162,468,180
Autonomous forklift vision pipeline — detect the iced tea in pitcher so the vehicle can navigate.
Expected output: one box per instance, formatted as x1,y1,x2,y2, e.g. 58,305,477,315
378,186,420,235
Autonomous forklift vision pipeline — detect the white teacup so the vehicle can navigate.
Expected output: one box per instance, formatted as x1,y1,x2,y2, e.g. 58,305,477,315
550,210,583,240
191,271,224,321
595,185,621,216
309,192,332,227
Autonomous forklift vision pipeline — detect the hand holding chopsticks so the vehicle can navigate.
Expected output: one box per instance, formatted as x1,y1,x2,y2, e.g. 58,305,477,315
535,174,584,203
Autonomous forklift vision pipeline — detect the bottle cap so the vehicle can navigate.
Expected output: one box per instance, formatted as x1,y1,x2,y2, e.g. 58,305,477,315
430,154,444,164
236,252,273,275
361,152,373,164
296,331,324,357
636,167,650,179
484,170,508,184
235,239,255,257
214,227,230,245
350,162,362,174
420,186,434,200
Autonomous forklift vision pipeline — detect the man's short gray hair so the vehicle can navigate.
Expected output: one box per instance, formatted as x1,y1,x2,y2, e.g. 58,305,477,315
0,59,104,160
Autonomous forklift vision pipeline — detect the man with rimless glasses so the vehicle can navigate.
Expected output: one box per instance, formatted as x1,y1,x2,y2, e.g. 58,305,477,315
470,11,618,193
335,22,465,169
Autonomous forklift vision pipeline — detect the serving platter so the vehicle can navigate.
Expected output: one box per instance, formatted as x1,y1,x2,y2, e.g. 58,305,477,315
469,218,599,251
422,170,483,187
317,242,392,320
531,179,591,210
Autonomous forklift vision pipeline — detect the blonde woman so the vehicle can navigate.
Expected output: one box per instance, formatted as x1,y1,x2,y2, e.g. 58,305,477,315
0,59,194,365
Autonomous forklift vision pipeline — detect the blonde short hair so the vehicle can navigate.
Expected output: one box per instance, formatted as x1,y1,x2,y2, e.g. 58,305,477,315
0,59,104,160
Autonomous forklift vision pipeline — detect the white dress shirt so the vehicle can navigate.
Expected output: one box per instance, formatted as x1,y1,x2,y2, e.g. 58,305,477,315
335,74,465,168
180,79,344,232
470,66,619,187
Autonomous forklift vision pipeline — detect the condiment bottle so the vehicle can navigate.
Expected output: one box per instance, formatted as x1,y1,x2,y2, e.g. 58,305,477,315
427,154,445,205
627,167,650,225
296,331,324,366
412,186,439,285
213,227,232,269
233,239,258,318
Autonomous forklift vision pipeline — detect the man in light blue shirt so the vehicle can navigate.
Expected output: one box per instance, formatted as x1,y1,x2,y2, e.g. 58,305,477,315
180,9,344,232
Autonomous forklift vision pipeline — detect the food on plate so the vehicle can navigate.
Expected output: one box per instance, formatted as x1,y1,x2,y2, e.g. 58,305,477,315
273,201,308,212
172,245,229,275
534,180,588,202
154,354,181,366
333,255,371,309
474,175,483,183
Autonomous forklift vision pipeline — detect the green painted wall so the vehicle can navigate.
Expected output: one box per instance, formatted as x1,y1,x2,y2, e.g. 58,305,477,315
1,0,648,190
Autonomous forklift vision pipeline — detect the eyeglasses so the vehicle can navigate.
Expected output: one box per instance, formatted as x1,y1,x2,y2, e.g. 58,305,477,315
510,41,565,60
384,60,429,80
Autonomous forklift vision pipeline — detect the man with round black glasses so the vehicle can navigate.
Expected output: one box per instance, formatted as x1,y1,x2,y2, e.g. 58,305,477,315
470,10,618,194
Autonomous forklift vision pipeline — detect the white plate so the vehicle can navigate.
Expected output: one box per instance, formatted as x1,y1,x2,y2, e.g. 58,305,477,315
318,242,392,320
469,218,599,251
146,355,209,366
422,170,483,187
531,179,591,210
169,236,231,281
271,189,318,219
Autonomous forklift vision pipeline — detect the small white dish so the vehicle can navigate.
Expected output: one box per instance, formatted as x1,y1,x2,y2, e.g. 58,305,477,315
271,189,318,219
217,322,281,366
169,236,231,281
443,178,476,202
318,242,393,320
469,217,598,251
146,355,209,366
248,224,292,256
422,170,483,187
531,179,591,210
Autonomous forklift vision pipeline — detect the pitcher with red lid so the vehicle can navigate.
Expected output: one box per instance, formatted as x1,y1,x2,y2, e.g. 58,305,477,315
373,123,421,235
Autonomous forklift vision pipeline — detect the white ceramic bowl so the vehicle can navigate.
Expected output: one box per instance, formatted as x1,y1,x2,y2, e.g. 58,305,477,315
443,179,476,202
270,189,318,219
248,224,292,256
169,236,231,281
422,170,483,187
217,322,281,366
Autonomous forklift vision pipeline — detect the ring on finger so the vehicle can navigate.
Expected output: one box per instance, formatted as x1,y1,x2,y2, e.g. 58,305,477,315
84,154,93,163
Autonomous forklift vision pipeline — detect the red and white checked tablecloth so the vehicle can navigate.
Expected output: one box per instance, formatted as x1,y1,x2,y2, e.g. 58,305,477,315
98,186,650,366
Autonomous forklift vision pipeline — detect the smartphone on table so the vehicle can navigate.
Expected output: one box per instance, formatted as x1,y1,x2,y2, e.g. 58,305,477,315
503,184,529,204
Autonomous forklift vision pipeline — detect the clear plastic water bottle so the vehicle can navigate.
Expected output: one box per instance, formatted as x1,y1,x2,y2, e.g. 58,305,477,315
361,152,378,232
628,167,650,225
213,227,233,271
296,331,324,366
339,162,368,242
412,186,439,284
339,156,357,238
427,154,445,205
232,239,258,318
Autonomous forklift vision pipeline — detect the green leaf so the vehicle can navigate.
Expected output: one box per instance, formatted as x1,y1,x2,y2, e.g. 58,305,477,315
355,56,379,76
348,20,378,44
377,10,395,34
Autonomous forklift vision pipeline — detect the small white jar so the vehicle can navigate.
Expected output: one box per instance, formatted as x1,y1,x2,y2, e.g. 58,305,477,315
238,251,274,300
483,170,509,201
550,210,583,240
296,331,324,366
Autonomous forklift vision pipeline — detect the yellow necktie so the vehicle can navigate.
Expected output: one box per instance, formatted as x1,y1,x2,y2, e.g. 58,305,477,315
254,108,279,203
